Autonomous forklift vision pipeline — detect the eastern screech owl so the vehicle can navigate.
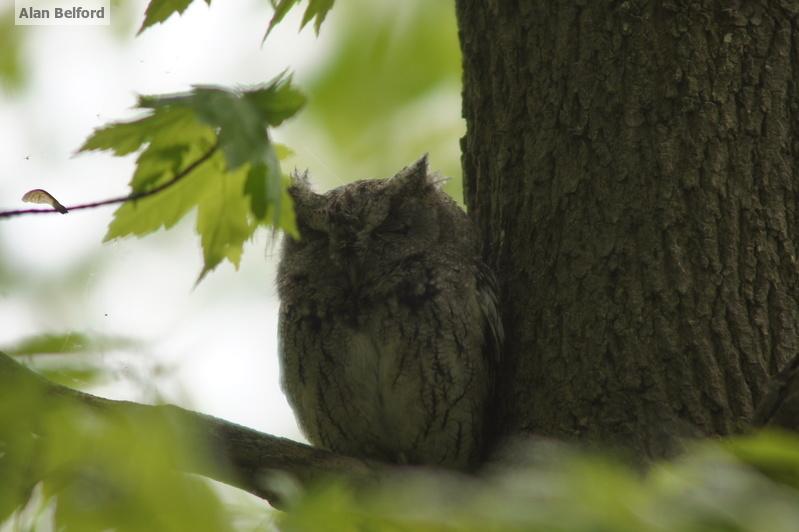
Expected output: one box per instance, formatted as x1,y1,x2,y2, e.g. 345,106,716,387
277,156,502,469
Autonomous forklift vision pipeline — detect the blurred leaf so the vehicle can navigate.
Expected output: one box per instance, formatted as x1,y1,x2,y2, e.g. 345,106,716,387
277,175,298,238
4,332,139,388
243,74,307,127
6,362,799,531
264,0,335,41
285,0,464,199
307,1,459,142
724,430,799,488
278,434,799,532
274,142,295,160
109,0,142,39
38,366,104,387
4,332,135,357
0,366,236,531
0,379,42,525
0,10,26,92
80,77,304,280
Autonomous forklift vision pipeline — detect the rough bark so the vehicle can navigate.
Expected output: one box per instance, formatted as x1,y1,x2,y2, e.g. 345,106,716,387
457,1,799,459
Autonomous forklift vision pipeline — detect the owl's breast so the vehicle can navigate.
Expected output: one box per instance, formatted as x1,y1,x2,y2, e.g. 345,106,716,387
278,254,493,467
333,311,435,456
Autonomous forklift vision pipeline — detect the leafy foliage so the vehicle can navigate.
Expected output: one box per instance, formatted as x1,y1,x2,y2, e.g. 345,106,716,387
2,332,138,387
3,331,133,357
305,2,458,142
0,368,234,531
80,75,303,281
138,0,335,39
4,366,799,532
278,434,799,532
725,431,799,489
264,0,336,40
288,0,464,197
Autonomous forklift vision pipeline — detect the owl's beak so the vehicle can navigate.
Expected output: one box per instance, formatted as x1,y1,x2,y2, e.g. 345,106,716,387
346,263,360,288
329,238,366,288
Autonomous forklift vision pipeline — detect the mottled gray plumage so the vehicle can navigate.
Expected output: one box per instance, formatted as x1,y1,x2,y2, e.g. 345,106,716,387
277,156,502,469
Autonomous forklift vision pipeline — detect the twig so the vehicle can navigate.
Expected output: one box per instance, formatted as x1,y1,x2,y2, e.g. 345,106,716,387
753,353,799,430
0,143,219,219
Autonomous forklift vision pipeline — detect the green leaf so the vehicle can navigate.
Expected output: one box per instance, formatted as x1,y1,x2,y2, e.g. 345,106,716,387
274,142,296,160
79,107,200,157
246,143,295,223
0,373,234,531
138,75,305,165
104,147,222,239
0,382,43,525
725,430,799,488
244,74,307,127
294,1,464,195
141,88,263,169
2,332,138,389
264,0,299,40
38,367,104,388
300,0,335,34
0,10,25,92
243,161,269,221
278,175,299,239
138,0,194,34
81,79,305,280
195,165,255,282
4,332,134,357
263,0,335,41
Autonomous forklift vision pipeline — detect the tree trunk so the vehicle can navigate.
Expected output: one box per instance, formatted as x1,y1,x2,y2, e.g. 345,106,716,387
456,1,799,460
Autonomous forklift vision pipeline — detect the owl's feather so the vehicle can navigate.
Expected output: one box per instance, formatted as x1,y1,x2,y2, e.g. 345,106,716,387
277,156,502,469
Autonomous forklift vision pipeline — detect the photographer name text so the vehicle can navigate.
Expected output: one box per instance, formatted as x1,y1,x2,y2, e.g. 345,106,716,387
18,6,105,19
14,2,110,26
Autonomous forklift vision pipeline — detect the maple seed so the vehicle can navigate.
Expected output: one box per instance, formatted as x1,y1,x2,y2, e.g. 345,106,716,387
21,189,68,214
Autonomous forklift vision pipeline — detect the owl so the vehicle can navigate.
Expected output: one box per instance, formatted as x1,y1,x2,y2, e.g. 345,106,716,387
277,156,502,469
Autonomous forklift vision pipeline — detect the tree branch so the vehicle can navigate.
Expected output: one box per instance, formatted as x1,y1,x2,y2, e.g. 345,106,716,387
0,351,379,507
0,143,219,218
753,354,799,431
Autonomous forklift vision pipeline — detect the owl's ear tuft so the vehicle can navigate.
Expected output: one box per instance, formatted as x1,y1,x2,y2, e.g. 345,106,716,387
288,169,313,195
388,154,434,195
288,169,327,232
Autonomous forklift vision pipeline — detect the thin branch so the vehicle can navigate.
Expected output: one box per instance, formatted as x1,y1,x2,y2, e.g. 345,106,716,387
0,143,219,219
0,351,380,507
753,354,799,430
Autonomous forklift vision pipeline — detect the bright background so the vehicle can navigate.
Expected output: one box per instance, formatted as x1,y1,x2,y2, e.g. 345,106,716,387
0,0,462,444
